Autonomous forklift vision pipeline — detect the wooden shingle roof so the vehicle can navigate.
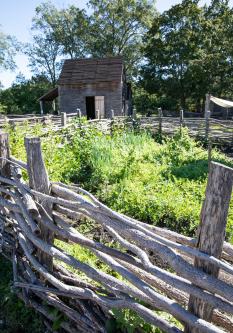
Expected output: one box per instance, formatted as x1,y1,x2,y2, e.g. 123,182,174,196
38,87,58,101
58,56,124,85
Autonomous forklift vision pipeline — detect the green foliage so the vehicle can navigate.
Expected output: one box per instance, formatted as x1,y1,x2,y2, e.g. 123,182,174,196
0,102,7,114
3,124,233,332
107,309,160,333
88,0,156,77
5,123,233,239
133,85,181,115
0,74,53,114
32,2,89,59
50,309,65,331
142,0,233,111
133,86,159,115
0,256,44,333
0,28,17,72
107,308,183,333
22,0,156,82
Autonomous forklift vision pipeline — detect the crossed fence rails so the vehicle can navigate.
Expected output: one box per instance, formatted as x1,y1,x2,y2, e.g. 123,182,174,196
0,131,233,333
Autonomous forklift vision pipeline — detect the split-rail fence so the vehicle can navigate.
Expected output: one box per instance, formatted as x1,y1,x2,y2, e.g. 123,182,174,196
0,131,233,333
1,110,233,146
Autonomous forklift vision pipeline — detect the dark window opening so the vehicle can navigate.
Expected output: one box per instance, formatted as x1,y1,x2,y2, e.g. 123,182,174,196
86,96,95,119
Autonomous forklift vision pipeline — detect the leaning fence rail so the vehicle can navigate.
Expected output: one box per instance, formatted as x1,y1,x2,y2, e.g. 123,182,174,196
0,132,233,332
1,111,233,146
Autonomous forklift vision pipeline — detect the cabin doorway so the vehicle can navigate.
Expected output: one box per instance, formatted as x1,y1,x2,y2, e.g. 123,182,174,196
95,96,105,119
86,96,105,120
86,96,95,119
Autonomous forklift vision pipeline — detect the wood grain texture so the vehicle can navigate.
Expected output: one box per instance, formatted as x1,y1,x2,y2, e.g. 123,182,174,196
61,112,67,127
24,137,53,271
186,161,233,333
0,133,10,177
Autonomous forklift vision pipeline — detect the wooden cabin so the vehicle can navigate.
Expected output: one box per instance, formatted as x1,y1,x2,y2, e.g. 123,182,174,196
39,56,132,118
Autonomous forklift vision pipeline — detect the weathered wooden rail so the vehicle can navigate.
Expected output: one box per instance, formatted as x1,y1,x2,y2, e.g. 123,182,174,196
137,111,233,146
1,111,233,146
80,115,233,149
0,113,78,130
0,132,233,332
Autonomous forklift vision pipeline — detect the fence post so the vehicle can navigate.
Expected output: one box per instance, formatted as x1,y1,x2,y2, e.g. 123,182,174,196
110,110,114,136
204,93,211,118
39,101,44,115
77,108,81,118
185,161,233,333
52,100,56,113
24,137,53,272
0,133,11,274
76,108,82,129
180,109,184,130
205,110,210,141
132,108,136,120
0,133,10,177
158,107,163,136
61,112,67,127
208,140,212,171
4,116,8,126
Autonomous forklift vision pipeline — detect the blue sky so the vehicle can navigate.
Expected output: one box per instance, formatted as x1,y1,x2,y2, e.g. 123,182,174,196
0,0,232,88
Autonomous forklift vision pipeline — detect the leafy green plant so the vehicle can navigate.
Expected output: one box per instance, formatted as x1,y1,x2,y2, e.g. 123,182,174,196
0,256,44,333
107,309,160,333
4,123,233,239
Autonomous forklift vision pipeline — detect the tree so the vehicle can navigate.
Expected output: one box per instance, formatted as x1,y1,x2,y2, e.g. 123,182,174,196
49,6,89,59
0,27,18,110
142,0,204,110
142,0,233,111
88,0,156,76
0,74,52,114
25,2,64,86
25,1,155,81
0,28,17,71
199,0,233,97
25,2,90,84
32,2,89,59
25,34,62,87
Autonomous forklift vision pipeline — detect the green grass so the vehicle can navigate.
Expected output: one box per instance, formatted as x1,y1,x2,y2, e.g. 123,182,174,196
1,123,233,332
0,256,44,333
63,126,232,240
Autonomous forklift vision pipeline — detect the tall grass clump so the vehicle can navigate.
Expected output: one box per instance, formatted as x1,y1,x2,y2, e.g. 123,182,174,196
70,127,233,239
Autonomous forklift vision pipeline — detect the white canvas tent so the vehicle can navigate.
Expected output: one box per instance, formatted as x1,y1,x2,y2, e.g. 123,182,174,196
210,95,233,108
205,94,233,119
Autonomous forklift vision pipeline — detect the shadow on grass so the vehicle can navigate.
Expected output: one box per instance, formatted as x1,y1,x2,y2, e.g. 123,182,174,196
170,159,208,180
0,255,44,333
170,157,233,181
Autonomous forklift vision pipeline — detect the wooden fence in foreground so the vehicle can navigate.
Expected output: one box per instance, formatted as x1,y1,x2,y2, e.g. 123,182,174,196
1,110,233,146
0,132,233,333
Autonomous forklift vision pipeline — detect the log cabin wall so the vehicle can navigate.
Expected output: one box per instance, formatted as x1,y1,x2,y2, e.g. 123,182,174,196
58,81,123,117
56,56,131,118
